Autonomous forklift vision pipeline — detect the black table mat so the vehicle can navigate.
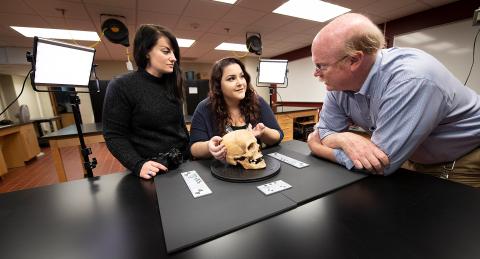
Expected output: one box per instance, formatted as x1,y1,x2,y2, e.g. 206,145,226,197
155,141,365,253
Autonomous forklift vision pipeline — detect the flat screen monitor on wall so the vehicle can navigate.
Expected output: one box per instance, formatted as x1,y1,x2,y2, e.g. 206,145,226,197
257,59,288,86
32,37,96,87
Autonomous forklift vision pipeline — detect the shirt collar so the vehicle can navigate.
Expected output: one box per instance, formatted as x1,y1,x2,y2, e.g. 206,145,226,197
356,50,383,96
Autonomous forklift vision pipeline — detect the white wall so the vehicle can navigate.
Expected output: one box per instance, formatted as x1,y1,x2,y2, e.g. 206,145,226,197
0,74,20,120
394,19,480,94
13,74,41,118
95,60,132,80
277,56,325,103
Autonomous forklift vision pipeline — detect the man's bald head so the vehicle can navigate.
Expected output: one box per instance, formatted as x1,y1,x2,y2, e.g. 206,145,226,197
312,13,385,58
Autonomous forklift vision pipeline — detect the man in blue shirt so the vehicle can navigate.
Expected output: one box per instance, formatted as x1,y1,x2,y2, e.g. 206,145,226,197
307,13,480,187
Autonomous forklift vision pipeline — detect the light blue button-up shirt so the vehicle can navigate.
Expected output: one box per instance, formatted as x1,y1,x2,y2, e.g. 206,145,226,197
317,47,480,175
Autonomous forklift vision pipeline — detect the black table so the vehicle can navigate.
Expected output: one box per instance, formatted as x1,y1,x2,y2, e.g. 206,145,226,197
1,141,479,259
30,116,62,136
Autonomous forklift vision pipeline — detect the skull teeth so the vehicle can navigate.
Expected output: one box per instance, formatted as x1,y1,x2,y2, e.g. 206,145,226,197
249,157,264,164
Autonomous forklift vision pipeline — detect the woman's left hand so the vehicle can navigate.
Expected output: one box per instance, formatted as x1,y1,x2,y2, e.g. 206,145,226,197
250,123,266,138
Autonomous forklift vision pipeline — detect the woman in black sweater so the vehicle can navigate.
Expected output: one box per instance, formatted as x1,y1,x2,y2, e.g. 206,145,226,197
103,24,189,179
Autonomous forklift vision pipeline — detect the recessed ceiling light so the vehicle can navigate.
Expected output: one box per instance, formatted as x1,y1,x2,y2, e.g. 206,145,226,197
213,0,237,4
215,42,248,52
10,26,100,41
178,39,195,47
273,0,350,23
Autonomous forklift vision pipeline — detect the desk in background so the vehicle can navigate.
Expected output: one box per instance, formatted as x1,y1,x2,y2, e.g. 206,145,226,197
42,123,103,182
1,140,479,259
29,116,62,145
0,122,40,176
274,106,319,141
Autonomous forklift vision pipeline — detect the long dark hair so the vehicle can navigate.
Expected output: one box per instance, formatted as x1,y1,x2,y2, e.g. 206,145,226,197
133,24,183,100
208,57,260,136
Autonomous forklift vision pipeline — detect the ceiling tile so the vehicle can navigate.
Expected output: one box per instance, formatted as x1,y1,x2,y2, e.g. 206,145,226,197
172,29,204,40
137,11,179,29
236,0,286,12
220,6,267,25
81,0,136,9
208,21,246,35
250,13,296,31
328,0,378,10
170,29,202,40
0,13,49,28
138,0,189,14
2,0,36,14
175,17,216,32
360,0,418,16
382,2,431,21
42,17,97,31
182,0,232,20
277,19,319,33
198,33,229,44
24,0,89,19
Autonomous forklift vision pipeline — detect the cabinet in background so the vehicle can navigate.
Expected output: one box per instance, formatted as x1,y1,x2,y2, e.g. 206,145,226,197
0,123,41,176
275,108,319,142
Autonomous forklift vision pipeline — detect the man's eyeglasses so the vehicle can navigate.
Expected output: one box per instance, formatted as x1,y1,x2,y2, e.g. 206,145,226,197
314,55,349,72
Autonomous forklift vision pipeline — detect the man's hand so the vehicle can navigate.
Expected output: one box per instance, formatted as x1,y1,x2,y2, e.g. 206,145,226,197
307,129,337,162
324,132,389,174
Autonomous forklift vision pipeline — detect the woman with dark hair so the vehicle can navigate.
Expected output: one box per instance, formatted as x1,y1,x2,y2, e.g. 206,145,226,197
103,24,189,179
190,57,283,160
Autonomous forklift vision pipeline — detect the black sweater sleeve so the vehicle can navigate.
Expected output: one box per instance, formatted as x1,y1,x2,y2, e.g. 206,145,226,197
102,76,146,175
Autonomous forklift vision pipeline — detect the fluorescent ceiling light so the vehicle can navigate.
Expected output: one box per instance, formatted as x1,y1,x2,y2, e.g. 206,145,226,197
10,26,100,41
178,38,195,47
273,0,350,23
215,42,248,52
213,0,237,4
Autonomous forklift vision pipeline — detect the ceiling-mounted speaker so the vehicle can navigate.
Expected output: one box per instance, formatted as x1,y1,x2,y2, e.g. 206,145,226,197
101,18,130,47
246,32,262,55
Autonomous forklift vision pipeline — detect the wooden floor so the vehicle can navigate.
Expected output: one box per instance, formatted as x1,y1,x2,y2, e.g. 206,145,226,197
0,142,125,194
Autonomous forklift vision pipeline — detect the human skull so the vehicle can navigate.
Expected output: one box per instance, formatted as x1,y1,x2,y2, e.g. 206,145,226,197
222,129,266,169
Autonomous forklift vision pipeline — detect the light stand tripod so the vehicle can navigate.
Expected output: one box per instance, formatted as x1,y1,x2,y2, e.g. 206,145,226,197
69,94,97,177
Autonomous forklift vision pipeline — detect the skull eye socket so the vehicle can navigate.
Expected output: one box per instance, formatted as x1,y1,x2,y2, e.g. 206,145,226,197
247,142,255,151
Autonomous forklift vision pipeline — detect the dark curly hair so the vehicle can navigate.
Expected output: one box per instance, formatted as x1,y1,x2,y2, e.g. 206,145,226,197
208,57,260,136
133,24,183,100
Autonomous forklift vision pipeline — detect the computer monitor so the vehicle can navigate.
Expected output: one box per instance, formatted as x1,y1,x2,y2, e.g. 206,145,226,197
257,59,288,85
32,37,96,87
